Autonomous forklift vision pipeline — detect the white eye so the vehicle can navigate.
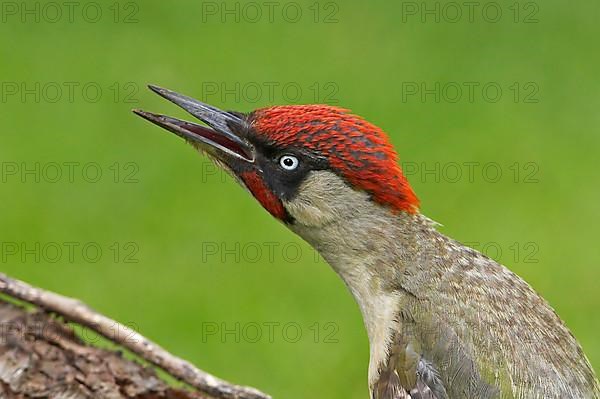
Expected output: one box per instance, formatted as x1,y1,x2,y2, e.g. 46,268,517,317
279,155,299,171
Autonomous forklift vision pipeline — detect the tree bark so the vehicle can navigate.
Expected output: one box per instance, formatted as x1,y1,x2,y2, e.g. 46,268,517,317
0,273,271,399
0,298,204,398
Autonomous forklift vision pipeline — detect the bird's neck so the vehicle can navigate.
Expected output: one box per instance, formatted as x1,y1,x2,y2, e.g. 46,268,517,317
293,205,437,323
288,193,442,383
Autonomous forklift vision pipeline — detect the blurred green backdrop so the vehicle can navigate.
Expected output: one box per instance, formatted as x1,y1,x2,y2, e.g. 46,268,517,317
1,0,598,398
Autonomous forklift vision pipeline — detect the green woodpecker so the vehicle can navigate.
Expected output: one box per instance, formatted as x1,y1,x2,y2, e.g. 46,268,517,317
134,85,599,399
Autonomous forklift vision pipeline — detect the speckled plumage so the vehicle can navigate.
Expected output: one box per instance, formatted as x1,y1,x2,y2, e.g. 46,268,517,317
283,171,599,399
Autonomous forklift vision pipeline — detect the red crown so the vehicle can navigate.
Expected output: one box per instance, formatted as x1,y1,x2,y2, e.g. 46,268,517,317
251,105,419,213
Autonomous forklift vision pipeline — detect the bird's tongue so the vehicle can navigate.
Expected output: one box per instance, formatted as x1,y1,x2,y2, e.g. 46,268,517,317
181,121,252,160
133,109,254,162
134,85,255,163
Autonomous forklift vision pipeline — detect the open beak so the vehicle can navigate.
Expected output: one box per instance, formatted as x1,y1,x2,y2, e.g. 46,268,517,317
133,85,254,163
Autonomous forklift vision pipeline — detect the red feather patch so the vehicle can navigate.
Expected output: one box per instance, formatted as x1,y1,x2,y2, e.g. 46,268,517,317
251,105,419,213
240,170,287,220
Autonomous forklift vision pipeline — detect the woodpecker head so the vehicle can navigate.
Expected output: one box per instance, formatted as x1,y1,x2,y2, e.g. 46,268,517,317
134,85,419,227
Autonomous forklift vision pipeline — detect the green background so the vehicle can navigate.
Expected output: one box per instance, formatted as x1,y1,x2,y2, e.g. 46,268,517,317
1,1,598,398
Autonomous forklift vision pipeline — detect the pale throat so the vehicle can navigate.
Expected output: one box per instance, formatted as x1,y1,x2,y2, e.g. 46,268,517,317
282,171,430,382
